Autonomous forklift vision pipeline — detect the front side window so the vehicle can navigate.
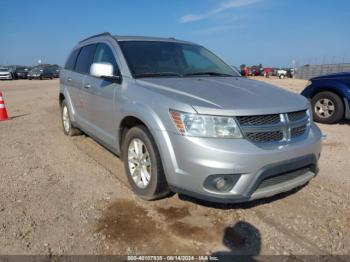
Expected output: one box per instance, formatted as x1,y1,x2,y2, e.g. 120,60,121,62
75,44,96,74
93,43,119,75
118,41,240,78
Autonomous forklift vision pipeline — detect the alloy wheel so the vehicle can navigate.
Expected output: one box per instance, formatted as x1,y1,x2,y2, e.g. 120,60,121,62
127,138,152,189
62,105,70,133
314,98,335,118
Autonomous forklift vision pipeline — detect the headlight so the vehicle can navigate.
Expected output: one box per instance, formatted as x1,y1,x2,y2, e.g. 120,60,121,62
170,110,243,138
306,80,312,87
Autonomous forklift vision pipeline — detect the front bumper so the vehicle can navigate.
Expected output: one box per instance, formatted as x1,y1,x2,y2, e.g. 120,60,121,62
155,124,322,203
17,73,27,79
28,75,41,79
0,75,12,80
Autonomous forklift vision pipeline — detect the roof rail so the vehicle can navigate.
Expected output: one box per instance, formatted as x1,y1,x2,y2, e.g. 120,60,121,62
79,32,112,43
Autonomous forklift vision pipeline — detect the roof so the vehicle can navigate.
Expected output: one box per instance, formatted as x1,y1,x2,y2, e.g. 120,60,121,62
78,32,196,45
113,35,196,45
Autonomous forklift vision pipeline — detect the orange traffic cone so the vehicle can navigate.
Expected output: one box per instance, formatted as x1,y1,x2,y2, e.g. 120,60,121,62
0,91,9,121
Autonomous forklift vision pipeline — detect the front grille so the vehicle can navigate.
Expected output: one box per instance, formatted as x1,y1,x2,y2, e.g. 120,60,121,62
291,125,307,138
246,131,284,143
288,110,307,122
256,166,312,189
237,110,309,144
237,114,280,126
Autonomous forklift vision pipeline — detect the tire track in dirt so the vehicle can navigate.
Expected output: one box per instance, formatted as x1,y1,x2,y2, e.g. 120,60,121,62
253,209,324,255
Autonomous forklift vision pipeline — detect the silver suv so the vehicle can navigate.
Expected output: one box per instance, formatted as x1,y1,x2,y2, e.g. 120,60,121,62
59,33,322,203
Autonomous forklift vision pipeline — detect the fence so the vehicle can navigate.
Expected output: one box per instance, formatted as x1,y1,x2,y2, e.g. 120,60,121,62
295,63,350,79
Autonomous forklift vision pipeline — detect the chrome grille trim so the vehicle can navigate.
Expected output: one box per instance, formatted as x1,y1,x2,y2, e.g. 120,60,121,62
237,110,309,144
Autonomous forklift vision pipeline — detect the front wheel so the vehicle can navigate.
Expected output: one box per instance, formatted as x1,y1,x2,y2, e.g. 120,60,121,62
311,91,344,124
122,126,170,200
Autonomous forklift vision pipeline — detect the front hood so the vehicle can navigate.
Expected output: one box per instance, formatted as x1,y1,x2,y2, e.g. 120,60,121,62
0,72,10,75
137,77,309,116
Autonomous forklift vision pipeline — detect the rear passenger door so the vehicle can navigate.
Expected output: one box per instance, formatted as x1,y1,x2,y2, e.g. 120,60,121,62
73,44,97,132
62,48,83,122
88,42,121,146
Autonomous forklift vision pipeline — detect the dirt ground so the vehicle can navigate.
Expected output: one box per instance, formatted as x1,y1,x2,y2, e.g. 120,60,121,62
0,77,349,256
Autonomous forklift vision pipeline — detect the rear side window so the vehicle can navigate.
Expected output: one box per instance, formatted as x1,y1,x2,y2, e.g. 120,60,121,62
64,48,80,70
93,43,119,75
75,44,96,74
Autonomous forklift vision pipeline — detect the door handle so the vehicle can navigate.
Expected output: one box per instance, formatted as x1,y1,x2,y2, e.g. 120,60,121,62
84,84,91,89
67,77,72,82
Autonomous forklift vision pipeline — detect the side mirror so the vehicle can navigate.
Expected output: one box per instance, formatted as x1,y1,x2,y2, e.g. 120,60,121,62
90,62,121,83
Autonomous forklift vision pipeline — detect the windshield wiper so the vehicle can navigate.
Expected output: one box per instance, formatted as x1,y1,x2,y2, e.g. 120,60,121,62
134,72,183,78
185,72,234,77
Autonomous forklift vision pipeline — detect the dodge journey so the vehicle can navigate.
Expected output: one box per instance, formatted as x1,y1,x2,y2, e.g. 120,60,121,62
59,33,322,203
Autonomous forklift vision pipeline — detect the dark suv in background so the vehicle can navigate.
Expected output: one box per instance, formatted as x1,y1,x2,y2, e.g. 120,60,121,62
28,67,54,80
14,66,29,79
302,72,350,124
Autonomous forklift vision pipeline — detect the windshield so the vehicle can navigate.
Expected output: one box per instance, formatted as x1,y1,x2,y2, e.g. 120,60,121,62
0,68,8,72
118,41,240,78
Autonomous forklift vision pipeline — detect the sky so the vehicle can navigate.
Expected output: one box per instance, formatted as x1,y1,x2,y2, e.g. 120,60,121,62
1,0,350,67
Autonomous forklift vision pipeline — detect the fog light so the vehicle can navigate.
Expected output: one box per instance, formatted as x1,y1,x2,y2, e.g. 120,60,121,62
215,177,227,191
204,174,241,193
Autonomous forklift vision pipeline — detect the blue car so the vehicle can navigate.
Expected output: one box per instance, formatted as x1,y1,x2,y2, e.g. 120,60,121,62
301,72,350,124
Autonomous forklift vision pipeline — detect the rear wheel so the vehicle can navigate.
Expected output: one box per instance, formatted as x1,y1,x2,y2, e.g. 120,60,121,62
311,91,344,124
122,125,170,200
61,100,82,136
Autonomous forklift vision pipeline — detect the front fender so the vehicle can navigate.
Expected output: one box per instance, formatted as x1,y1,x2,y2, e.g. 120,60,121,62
117,102,181,183
301,80,350,118
301,80,350,100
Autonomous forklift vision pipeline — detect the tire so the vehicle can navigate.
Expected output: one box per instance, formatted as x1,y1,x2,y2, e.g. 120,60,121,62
279,74,285,79
122,125,170,200
311,91,344,124
60,100,82,136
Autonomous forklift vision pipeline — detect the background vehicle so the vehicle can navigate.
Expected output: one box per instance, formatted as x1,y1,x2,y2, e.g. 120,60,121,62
0,68,13,80
14,66,29,79
277,69,287,79
47,65,61,78
28,68,54,80
301,72,350,124
60,33,321,203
